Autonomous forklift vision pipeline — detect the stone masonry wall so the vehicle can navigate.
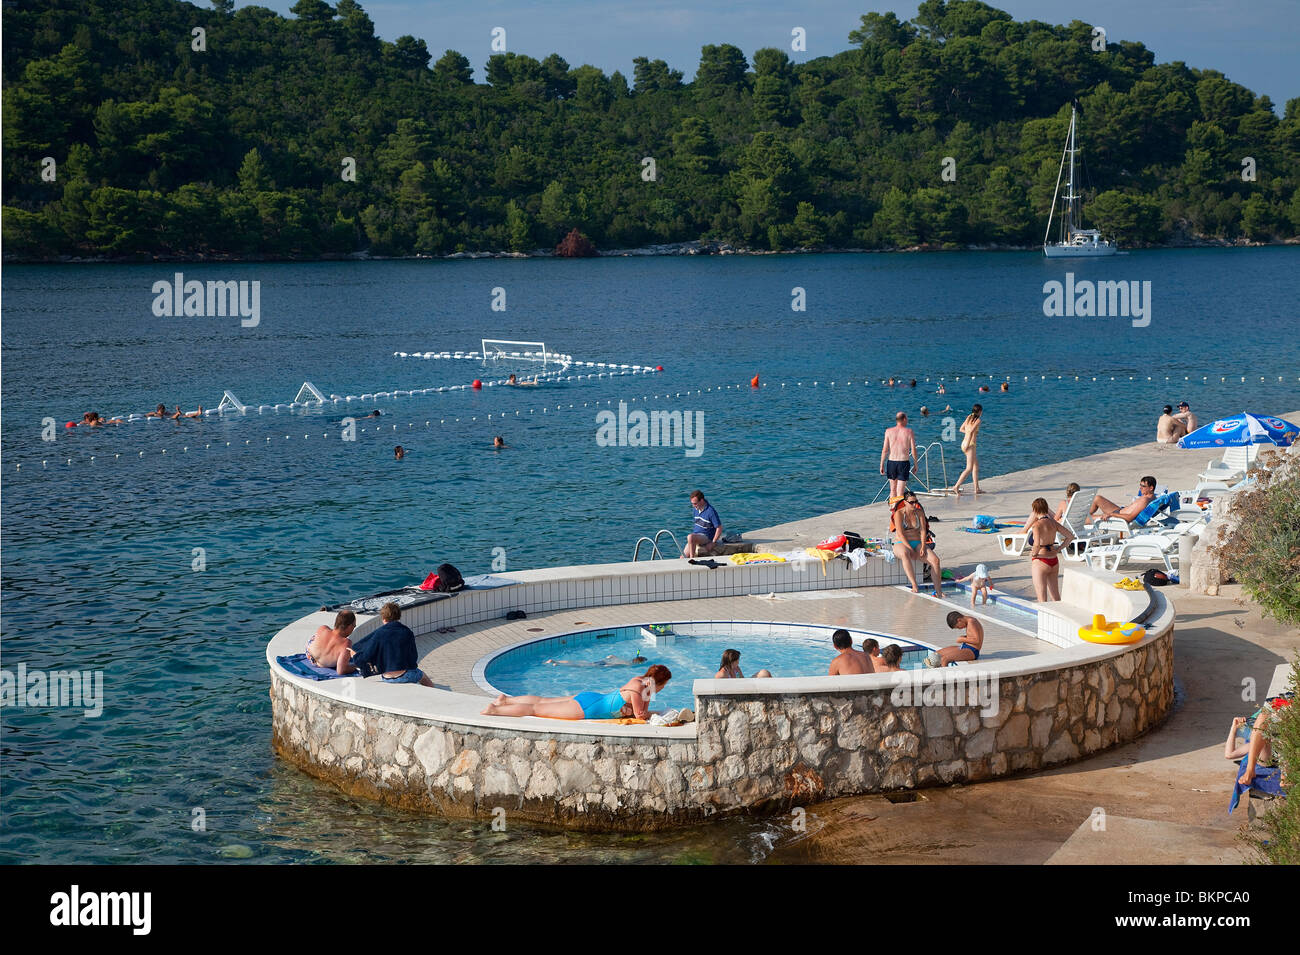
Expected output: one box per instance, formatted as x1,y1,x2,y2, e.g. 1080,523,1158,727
271,628,1174,831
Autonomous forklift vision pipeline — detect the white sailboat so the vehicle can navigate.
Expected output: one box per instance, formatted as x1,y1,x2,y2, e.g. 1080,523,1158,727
1043,103,1116,257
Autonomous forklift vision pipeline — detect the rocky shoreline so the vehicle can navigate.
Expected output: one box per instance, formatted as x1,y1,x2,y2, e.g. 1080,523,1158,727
7,236,1294,266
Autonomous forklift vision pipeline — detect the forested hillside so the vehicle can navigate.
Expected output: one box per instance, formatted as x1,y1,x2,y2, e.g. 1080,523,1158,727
4,0,1298,257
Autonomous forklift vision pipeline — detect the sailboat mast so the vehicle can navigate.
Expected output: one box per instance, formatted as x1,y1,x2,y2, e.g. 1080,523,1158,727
1064,105,1077,241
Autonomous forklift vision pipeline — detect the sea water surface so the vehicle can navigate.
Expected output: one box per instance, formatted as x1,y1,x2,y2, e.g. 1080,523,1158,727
2,249,1298,864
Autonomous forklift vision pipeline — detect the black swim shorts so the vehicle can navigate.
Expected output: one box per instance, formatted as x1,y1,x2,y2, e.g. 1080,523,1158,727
886,459,911,481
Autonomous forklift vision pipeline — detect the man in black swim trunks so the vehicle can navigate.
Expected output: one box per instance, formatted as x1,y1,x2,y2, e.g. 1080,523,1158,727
880,411,917,499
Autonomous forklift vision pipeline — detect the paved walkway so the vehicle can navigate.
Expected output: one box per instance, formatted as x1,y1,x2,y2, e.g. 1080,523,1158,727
755,418,1299,864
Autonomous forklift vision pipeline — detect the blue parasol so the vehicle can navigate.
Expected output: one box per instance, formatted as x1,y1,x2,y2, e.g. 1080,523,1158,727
1177,412,1300,449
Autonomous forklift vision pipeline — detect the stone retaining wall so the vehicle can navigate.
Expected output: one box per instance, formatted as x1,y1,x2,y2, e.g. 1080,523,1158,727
270,623,1175,831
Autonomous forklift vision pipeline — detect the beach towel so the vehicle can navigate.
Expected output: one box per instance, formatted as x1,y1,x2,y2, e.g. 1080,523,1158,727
1228,765,1286,814
1135,491,1181,527
804,547,840,574
276,653,361,681
729,553,786,565
324,588,452,614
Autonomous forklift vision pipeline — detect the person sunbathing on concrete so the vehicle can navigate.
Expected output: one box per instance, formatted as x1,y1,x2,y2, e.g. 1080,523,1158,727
482,665,671,720
1089,476,1156,524
829,629,871,675
924,612,984,667
1237,695,1291,786
307,609,358,675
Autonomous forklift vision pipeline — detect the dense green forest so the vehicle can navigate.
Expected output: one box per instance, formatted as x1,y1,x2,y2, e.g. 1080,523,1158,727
3,0,1298,257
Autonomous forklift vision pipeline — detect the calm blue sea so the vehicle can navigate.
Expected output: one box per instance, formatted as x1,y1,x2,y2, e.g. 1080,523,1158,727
2,249,1298,863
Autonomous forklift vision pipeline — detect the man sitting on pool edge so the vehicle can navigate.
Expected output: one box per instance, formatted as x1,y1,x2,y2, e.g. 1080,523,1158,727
683,490,724,558
924,611,985,667
346,602,434,687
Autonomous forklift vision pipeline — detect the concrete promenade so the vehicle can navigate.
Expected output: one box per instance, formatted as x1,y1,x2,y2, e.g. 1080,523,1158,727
747,413,1299,864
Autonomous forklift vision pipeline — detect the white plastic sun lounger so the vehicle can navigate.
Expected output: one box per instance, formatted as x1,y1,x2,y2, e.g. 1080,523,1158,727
997,487,1108,559
1084,522,1204,575
1197,444,1259,485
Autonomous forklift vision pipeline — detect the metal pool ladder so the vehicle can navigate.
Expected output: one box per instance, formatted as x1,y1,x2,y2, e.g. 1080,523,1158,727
632,529,681,561
869,442,951,503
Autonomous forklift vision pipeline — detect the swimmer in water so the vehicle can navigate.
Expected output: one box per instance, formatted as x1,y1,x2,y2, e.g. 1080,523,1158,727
364,410,382,418
146,403,169,419
920,406,930,416
493,436,506,449
394,445,405,459
545,654,647,668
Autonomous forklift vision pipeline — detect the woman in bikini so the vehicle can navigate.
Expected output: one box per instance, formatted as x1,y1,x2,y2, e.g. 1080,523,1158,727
1026,497,1074,602
481,664,672,720
949,404,982,496
892,491,942,597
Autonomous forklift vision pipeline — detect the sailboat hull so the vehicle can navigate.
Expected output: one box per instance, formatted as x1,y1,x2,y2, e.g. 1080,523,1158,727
1043,243,1118,258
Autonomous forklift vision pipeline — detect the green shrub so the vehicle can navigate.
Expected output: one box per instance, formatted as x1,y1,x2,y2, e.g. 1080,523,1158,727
1221,461,1300,627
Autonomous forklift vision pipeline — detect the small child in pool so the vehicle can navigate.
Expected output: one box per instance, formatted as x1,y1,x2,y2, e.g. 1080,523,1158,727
953,563,993,606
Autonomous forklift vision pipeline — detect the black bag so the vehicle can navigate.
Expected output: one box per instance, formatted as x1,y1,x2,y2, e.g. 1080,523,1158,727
1141,568,1169,587
434,562,465,593
843,531,866,552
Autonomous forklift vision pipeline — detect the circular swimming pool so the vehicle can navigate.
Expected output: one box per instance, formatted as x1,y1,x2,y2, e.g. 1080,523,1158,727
480,622,934,712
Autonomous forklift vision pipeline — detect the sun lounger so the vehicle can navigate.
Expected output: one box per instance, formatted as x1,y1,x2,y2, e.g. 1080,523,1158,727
997,486,1108,559
1197,444,1259,485
1084,521,1203,574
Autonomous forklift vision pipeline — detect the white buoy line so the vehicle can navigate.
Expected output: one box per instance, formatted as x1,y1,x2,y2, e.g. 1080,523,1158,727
22,374,1298,472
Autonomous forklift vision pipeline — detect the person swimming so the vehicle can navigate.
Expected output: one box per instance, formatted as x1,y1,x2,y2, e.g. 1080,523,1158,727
493,435,506,449
545,654,646,667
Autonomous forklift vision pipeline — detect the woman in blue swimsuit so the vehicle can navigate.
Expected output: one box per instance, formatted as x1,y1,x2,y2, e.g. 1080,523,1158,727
481,665,672,720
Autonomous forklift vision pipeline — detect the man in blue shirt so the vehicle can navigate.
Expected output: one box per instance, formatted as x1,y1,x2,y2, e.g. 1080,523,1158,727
683,490,724,558
347,602,434,686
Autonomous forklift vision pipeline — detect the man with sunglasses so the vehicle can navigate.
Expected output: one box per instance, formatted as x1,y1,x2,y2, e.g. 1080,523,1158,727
1088,476,1157,523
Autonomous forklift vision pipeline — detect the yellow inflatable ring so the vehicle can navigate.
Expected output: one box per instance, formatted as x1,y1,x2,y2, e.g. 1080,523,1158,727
1078,613,1145,644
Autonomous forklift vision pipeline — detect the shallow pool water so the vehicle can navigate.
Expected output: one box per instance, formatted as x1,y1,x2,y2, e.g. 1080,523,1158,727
931,582,1039,634
483,624,931,711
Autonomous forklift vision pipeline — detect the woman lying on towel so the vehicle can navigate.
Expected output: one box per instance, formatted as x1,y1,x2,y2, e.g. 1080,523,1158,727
1234,694,1292,785
481,664,671,720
